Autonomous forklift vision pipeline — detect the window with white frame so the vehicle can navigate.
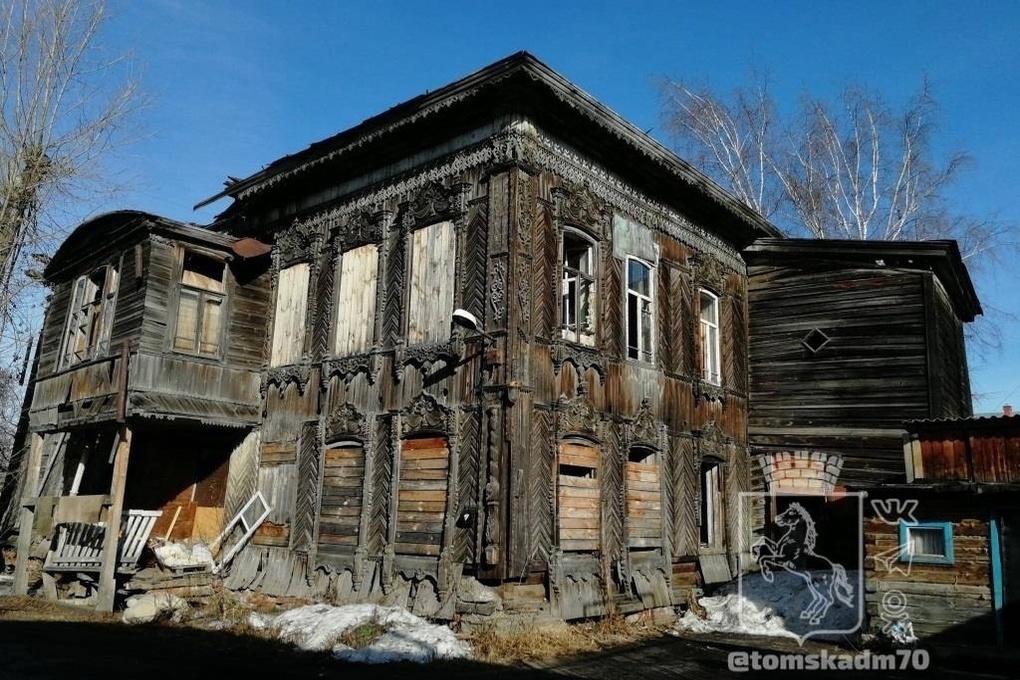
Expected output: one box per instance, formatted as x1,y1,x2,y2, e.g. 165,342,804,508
270,262,310,366
626,257,654,362
334,243,379,356
407,221,455,345
61,265,119,368
699,290,721,385
562,232,595,346
173,252,226,357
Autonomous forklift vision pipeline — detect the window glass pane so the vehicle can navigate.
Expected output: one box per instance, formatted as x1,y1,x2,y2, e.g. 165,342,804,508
640,297,653,359
174,290,199,351
627,292,639,359
577,278,592,334
908,526,947,557
628,259,650,296
700,292,717,324
199,297,222,354
564,237,591,273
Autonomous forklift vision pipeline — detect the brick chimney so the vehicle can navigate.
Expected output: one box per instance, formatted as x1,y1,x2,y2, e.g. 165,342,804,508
1004,404,1014,417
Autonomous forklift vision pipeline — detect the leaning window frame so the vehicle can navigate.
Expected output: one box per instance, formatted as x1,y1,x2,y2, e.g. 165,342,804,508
560,229,597,346
58,263,119,370
171,247,228,360
625,256,655,363
899,520,955,565
699,289,721,385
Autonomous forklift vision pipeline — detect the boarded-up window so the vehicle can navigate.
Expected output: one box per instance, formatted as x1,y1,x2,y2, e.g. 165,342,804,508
700,459,724,547
557,442,599,552
625,447,661,549
317,442,365,555
271,262,310,366
173,252,225,357
397,437,449,556
407,221,454,345
335,244,379,356
61,265,119,368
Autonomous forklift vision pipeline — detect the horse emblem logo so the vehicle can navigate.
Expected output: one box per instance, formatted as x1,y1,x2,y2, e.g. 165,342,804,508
740,493,864,644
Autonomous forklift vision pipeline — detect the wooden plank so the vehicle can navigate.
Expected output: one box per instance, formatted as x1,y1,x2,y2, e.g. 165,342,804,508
335,243,379,355
270,262,309,367
561,528,599,540
402,437,448,451
399,489,448,502
13,433,45,596
394,542,441,556
559,499,600,513
397,500,446,513
400,448,449,460
559,452,599,469
400,458,449,470
98,426,131,612
406,221,455,345
560,539,598,552
558,517,601,529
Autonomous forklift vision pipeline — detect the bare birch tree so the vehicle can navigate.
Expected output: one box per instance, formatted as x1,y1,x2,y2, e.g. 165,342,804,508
0,0,140,491
660,73,1009,265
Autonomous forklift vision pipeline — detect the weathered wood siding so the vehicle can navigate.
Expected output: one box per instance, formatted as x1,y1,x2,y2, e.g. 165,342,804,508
749,265,934,487
925,274,972,418
865,502,994,641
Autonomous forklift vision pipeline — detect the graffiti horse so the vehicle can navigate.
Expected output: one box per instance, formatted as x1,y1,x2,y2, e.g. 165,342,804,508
751,502,854,625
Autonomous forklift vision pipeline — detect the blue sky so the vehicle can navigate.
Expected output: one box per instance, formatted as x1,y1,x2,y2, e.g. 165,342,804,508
95,0,1019,412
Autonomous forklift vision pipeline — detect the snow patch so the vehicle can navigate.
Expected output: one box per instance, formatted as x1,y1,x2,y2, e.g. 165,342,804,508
254,603,472,664
678,571,861,641
153,541,214,569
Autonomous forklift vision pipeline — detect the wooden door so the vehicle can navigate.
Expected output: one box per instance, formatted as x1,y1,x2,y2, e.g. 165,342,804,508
397,437,449,557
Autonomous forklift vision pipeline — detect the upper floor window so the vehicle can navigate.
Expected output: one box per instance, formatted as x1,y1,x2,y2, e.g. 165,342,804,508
173,252,225,357
562,232,595,346
699,290,721,385
334,243,379,356
407,221,455,345
60,265,119,368
626,257,654,362
270,262,310,366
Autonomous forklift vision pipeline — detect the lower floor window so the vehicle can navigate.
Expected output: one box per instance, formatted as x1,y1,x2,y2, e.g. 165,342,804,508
900,521,954,564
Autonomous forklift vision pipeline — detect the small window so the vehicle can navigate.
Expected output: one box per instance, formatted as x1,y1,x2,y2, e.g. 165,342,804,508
335,243,379,356
899,521,954,565
562,232,595,346
60,265,119,368
699,290,721,385
700,458,724,547
173,252,226,357
270,262,310,366
626,258,654,362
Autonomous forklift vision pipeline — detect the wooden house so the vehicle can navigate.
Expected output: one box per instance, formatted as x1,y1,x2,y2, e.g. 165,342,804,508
744,238,982,491
7,53,782,617
864,411,1020,644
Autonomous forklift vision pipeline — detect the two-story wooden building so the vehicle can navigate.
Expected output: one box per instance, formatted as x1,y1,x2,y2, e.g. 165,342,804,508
6,53,782,617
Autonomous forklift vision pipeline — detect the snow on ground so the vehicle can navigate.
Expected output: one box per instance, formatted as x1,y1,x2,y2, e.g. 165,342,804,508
0,574,12,597
152,541,215,569
677,570,861,641
251,603,472,664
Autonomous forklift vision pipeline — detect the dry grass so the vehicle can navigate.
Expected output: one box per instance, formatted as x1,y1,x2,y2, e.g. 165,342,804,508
337,619,386,649
469,614,662,664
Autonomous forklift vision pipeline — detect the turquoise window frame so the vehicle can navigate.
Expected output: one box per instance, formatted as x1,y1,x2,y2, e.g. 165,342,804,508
899,521,954,565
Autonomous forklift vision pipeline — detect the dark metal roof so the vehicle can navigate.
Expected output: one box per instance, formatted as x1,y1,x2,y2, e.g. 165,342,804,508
196,51,782,246
744,237,982,321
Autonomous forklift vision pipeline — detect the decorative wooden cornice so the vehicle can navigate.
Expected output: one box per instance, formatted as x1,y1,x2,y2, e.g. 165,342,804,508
325,402,368,441
401,391,451,437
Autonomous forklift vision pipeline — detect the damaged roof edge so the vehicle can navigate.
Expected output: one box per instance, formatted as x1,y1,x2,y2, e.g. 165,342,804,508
193,52,782,240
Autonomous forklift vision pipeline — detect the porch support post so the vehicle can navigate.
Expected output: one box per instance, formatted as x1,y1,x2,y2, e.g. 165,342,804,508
13,432,45,595
97,424,132,612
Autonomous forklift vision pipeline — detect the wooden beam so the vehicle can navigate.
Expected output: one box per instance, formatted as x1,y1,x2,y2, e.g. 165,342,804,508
97,425,132,612
13,433,45,595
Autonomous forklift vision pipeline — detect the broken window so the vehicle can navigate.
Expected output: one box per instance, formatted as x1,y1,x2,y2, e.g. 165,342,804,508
699,290,721,385
700,458,724,547
60,265,119,368
626,257,654,362
407,221,455,345
269,262,310,366
334,244,379,356
173,252,226,357
561,232,595,346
